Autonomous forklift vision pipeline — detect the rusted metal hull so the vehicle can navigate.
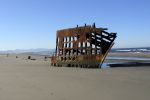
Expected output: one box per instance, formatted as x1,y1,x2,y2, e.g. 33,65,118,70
51,23,117,68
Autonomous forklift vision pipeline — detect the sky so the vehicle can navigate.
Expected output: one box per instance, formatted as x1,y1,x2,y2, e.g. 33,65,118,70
0,0,150,50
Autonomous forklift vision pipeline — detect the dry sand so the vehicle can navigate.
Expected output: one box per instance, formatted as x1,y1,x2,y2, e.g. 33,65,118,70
0,54,150,100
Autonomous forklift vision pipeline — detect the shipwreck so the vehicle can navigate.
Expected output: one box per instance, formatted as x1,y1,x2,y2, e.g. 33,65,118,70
51,23,117,68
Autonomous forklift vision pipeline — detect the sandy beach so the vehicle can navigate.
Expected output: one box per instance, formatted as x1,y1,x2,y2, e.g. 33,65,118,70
0,54,150,100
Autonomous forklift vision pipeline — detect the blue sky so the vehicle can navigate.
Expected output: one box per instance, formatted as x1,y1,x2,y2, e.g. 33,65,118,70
0,0,150,50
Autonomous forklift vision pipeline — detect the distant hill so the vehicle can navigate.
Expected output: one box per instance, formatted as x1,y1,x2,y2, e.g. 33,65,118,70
0,48,55,56
0,47,150,55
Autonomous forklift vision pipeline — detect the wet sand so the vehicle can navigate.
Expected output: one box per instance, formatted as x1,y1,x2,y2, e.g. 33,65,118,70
0,54,150,100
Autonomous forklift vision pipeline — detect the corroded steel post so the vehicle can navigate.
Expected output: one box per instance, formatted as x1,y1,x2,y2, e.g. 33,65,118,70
51,23,117,68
